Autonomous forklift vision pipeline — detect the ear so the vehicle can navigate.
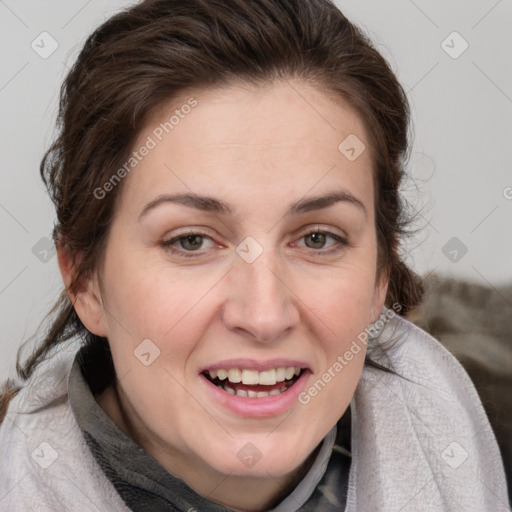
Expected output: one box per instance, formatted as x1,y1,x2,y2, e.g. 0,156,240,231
369,271,389,324
57,245,109,337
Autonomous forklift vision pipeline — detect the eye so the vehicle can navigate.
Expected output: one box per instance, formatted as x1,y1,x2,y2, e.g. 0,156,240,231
160,230,217,257
295,228,348,255
160,227,348,259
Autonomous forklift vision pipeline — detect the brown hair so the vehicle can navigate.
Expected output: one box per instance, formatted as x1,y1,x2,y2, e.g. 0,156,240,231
0,0,423,422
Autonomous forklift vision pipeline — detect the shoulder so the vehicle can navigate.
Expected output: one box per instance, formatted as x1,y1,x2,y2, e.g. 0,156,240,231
366,309,477,390
0,343,128,512
361,311,494,434
346,311,510,510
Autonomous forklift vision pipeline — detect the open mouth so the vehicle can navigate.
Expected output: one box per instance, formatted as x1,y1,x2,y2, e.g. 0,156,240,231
202,367,305,398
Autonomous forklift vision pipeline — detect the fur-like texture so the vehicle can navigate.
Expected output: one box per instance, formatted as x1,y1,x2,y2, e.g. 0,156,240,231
408,273,512,497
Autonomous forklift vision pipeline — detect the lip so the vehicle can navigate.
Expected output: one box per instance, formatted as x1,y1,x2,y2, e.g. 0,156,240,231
199,358,311,373
199,367,311,418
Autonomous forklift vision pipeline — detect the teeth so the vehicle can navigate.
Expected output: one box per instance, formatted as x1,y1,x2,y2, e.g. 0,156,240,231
241,369,260,385
276,367,286,382
234,385,290,398
258,369,276,385
218,382,293,398
208,366,301,385
227,368,241,383
224,385,235,395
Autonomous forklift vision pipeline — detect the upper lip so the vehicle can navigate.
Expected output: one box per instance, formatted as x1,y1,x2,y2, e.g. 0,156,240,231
199,358,311,373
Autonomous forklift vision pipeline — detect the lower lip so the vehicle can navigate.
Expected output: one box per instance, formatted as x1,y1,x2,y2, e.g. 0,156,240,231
199,371,310,418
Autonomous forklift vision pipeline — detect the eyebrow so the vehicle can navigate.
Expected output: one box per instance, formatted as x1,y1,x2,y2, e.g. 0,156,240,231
137,190,367,221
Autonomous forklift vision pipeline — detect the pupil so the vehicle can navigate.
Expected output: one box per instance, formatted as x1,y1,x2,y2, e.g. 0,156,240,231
182,235,202,250
307,232,325,248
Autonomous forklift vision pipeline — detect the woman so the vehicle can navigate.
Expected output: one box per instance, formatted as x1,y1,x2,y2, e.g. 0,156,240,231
0,0,508,510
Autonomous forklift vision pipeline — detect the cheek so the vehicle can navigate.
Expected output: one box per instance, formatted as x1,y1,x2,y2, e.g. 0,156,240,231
303,263,377,331
100,254,226,381
297,263,375,389
297,272,372,424
102,248,211,336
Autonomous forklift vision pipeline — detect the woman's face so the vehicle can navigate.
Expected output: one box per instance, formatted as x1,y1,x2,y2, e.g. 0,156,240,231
78,80,387,503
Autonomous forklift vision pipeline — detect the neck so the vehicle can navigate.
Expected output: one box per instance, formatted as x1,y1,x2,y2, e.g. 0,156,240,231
200,443,321,511
96,383,322,511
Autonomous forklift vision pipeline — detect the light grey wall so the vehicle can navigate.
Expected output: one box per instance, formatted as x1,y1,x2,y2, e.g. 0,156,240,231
1,0,511,381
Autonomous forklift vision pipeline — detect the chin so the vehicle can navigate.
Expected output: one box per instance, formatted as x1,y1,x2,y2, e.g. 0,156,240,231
203,434,314,480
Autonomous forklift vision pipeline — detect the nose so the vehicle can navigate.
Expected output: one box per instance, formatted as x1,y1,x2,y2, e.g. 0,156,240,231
221,248,300,343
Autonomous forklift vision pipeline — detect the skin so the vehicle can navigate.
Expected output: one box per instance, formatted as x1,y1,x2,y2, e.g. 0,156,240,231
58,79,388,511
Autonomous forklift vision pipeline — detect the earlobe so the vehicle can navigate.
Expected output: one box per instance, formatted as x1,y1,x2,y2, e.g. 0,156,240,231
56,245,109,337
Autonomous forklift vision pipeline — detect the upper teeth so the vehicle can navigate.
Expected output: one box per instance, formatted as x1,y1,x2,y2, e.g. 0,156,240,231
208,367,301,385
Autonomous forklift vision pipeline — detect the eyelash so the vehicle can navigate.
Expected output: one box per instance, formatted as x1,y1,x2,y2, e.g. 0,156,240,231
160,228,349,259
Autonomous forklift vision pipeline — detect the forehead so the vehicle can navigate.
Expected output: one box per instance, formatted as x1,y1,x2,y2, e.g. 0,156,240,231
118,80,374,215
